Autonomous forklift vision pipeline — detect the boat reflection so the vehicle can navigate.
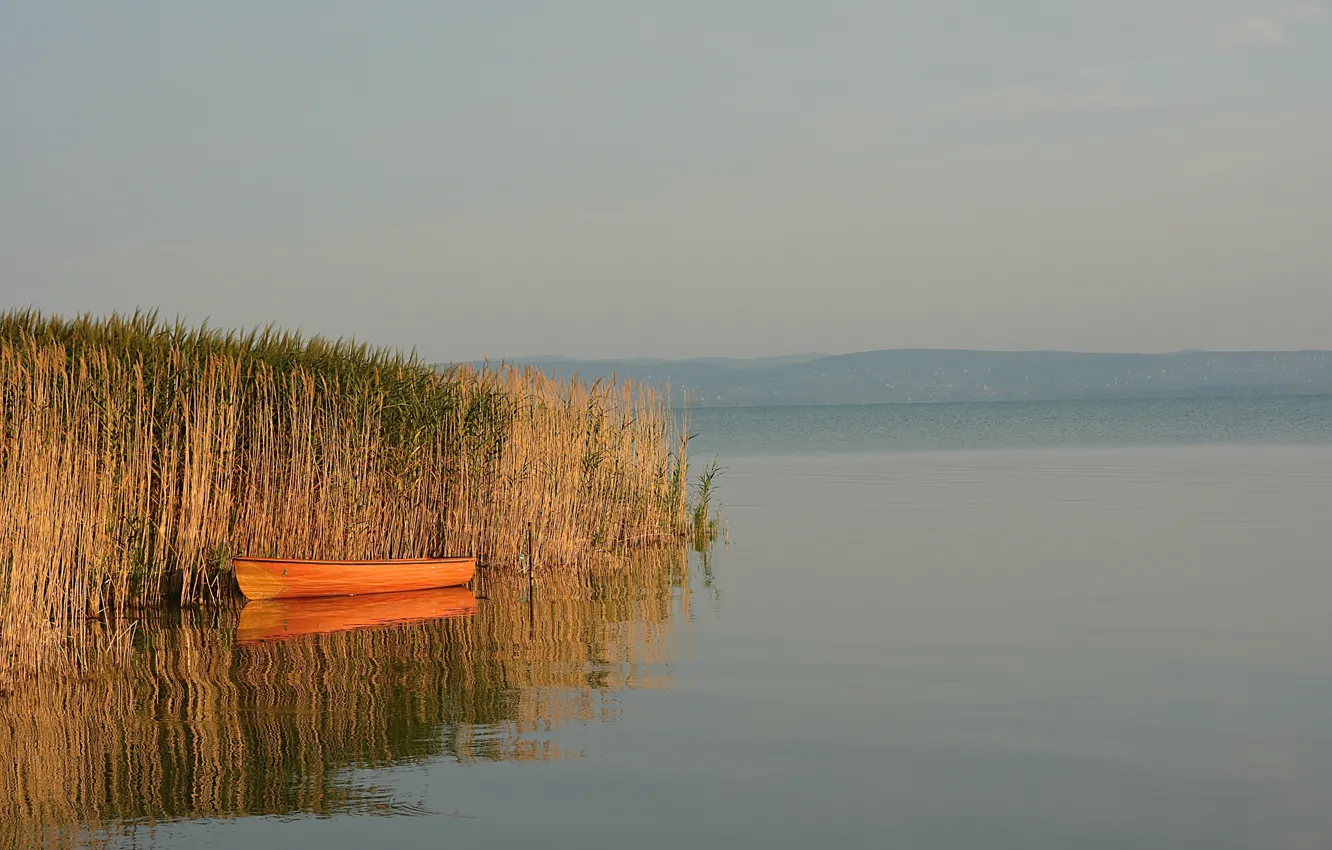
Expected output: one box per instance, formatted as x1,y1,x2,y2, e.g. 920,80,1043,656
236,586,478,643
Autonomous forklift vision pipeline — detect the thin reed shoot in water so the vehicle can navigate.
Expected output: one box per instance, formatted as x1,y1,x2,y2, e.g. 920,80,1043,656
689,457,725,551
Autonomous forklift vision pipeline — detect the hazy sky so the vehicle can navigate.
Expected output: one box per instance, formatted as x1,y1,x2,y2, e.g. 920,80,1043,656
3,2,1330,360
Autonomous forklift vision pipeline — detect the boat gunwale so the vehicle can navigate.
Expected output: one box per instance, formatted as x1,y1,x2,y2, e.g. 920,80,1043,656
234,556,475,567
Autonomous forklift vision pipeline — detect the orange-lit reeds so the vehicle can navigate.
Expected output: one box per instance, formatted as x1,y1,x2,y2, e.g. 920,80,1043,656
0,310,696,681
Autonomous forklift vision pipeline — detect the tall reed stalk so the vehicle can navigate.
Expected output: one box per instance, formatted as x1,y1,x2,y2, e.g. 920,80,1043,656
0,311,696,680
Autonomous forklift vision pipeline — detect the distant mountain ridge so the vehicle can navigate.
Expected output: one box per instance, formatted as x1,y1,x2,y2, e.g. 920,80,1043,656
461,349,1332,406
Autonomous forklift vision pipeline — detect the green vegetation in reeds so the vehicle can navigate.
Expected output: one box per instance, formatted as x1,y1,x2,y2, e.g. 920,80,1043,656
0,310,705,679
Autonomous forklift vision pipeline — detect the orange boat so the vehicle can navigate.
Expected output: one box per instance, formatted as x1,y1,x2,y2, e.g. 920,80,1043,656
233,556,475,601
236,586,478,644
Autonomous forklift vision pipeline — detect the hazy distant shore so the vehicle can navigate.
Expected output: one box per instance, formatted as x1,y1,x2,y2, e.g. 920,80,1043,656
474,350,1332,406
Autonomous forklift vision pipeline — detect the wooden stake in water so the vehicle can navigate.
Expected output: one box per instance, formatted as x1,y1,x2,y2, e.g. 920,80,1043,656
473,548,487,600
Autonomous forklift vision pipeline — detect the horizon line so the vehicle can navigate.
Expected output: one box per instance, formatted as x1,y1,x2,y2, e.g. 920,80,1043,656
445,347,1332,365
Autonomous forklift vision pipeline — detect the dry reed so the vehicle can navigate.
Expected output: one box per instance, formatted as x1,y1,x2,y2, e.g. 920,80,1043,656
0,310,698,681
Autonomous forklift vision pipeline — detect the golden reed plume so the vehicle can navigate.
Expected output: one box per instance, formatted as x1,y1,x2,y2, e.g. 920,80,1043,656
0,311,696,680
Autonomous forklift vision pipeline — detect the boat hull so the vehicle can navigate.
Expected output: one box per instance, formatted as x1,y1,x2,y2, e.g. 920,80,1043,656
233,556,475,601
236,586,478,643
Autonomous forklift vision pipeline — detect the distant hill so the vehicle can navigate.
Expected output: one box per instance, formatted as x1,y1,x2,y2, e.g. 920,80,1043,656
461,350,1332,406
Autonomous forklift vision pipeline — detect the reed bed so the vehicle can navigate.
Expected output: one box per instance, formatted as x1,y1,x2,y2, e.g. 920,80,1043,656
0,311,702,680
0,552,692,849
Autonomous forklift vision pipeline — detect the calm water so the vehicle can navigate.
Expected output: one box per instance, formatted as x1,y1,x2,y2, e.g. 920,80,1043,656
6,396,1332,848
685,394,1332,457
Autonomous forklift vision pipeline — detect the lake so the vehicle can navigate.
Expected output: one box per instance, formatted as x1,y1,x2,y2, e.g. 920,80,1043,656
6,396,1332,848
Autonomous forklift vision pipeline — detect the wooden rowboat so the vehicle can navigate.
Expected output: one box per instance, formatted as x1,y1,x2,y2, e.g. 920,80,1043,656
236,586,478,644
233,556,475,601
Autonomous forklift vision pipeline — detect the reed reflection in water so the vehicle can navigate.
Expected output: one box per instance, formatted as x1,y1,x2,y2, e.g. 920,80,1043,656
0,550,698,849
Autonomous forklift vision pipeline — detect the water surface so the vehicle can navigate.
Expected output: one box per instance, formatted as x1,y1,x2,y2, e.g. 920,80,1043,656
5,397,1332,848
685,394,1332,456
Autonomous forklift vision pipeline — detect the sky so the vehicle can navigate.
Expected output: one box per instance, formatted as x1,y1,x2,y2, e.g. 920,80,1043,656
2,1,1330,361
